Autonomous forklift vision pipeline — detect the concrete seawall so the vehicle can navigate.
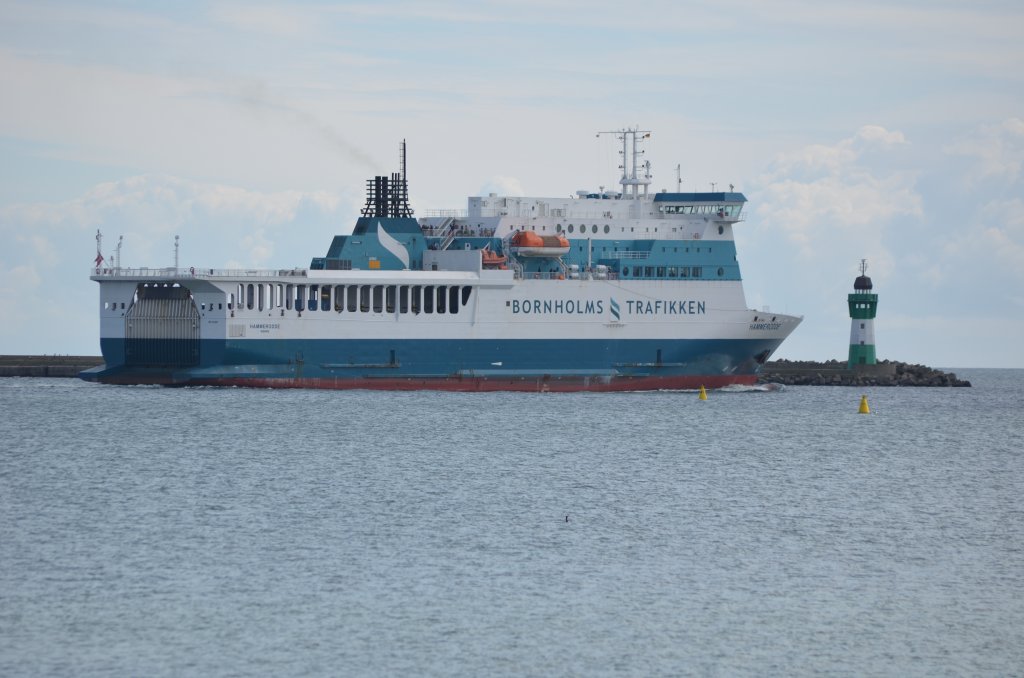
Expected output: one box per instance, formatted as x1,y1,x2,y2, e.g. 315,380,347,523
0,355,104,378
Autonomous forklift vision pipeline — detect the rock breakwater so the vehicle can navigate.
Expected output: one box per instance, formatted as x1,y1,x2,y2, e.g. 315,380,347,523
759,359,971,387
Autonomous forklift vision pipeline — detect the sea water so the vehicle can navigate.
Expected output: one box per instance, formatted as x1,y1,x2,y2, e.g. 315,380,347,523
1,370,1022,676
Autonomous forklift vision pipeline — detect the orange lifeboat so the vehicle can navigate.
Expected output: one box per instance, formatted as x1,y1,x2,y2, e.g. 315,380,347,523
481,247,508,269
509,231,571,257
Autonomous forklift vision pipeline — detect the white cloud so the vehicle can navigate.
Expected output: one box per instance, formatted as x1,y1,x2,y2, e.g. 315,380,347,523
933,197,1024,285
855,125,907,146
478,176,525,197
752,126,920,263
943,117,1024,184
0,175,358,354
209,3,320,38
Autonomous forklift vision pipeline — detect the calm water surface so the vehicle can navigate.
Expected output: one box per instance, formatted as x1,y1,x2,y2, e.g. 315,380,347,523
1,370,1022,676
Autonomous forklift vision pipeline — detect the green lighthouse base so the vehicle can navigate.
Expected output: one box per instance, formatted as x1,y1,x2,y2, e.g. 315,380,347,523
848,344,877,368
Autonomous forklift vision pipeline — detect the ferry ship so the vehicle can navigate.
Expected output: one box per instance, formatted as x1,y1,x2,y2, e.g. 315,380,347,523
81,128,801,391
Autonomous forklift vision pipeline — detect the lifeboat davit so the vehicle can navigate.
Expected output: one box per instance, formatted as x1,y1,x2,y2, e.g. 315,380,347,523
509,231,571,257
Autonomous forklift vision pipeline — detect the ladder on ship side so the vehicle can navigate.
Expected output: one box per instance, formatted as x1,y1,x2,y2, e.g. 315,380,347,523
437,218,457,250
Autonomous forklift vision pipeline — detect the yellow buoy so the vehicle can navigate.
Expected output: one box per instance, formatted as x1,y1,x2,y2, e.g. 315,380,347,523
859,394,870,414
699,385,708,401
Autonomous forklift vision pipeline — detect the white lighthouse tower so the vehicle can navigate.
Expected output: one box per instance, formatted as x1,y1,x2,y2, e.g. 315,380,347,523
847,259,878,368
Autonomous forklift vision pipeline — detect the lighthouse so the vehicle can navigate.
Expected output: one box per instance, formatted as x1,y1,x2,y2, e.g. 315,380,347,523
848,259,878,368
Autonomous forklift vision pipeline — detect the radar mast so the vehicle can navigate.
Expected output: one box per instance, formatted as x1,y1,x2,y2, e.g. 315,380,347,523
597,127,652,199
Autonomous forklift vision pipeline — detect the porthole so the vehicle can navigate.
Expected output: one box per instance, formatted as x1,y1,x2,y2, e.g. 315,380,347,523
718,225,724,235
568,224,574,233
622,267,630,276
604,225,610,234
717,267,724,276
592,224,598,234
556,224,562,232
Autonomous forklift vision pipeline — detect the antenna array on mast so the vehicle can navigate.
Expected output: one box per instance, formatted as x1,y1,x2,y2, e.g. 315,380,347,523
597,127,652,199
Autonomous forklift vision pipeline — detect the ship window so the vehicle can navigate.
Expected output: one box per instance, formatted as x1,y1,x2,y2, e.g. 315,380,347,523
693,267,702,278
668,267,678,277
437,286,447,314
622,267,629,276
556,224,562,232
386,286,396,313
719,226,724,235
308,285,318,312
321,285,331,312
334,285,344,312
657,267,665,277
219,303,223,310
645,266,653,277
347,286,357,312
285,285,292,310
411,286,421,314
276,284,284,309
246,284,254,310
604,225,610,234
399,286,409,314
681,267,689,278
717,267,724,276
449,286,459,314
424,286,434,313
592,225,598,234
360,285,370,312
227,293,234,310
461,286,471,306
372,286,383,313
568,224,574,233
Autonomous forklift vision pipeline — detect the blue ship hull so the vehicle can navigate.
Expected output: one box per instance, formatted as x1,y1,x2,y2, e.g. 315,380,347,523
81,336,781,391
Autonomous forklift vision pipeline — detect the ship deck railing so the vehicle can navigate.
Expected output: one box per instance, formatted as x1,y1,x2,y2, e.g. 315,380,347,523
91,267,308,279
513,271,619,281
92,267,622,282
421,225,497,238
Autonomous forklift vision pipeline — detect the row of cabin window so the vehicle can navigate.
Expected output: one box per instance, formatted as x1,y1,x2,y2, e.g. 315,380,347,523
660,205,741,216
229,283,473,315
552,224,727,235
621,266,706,278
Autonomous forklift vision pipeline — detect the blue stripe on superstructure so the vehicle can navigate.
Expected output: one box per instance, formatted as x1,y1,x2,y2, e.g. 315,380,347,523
653,192,746,202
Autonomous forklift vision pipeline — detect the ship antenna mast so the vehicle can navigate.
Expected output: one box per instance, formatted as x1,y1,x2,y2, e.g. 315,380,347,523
597,127,652,199
401,139,408,189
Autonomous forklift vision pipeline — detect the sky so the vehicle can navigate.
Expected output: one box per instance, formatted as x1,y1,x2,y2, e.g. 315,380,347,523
1,0,1022,368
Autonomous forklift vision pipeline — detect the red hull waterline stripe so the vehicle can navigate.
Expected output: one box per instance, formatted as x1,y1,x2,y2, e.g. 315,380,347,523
95,374,757,392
